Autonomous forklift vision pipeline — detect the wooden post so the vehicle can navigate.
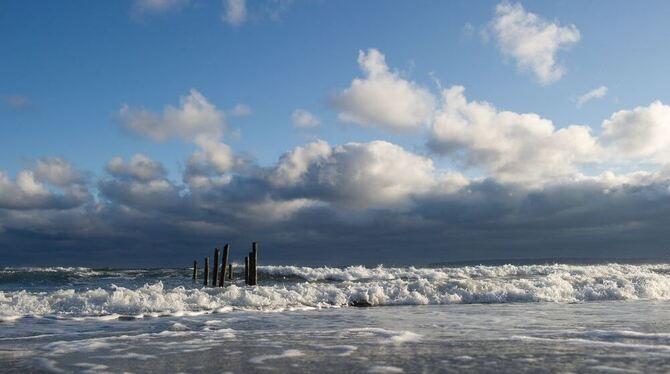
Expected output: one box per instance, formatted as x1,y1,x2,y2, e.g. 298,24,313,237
220,244,230,287
193,260,197,282
250,242,258,286
228,263,233,280
213,248,220,288
244,256,249,285
204,257,209,286
248,251,253,285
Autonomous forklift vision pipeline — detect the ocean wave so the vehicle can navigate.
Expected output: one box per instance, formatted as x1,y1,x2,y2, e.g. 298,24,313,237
2,263,670,320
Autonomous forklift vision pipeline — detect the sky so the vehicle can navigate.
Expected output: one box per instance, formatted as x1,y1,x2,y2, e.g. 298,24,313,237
2,0,670,266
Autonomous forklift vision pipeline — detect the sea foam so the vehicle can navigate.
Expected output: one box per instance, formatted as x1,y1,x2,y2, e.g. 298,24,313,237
2,263,670,320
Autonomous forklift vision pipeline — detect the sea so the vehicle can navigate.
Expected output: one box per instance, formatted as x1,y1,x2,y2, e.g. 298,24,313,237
2,262,670,373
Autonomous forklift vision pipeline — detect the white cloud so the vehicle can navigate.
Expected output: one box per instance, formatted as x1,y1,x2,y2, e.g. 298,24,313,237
428,86,600,185
272,140,440,209
490,2,581,84
333,49,435,131
119,90,238,179
131,0,189,17
602,101,670,162
188,136,236,174
577,86,608,107
0,169,88,210
106,154,166,182
34,158,83,187
291,109,321,128
231,103,252,117
222,0,247,26
271,140,332,186
14,171,48,196
243,198,324,223
119,89,225,142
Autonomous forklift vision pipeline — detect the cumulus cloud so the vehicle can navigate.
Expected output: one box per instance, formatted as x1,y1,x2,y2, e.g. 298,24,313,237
291,109,321,128
428,86,600,185
222,0,247,26
271,140,332,187
187,137,236,174
106,154,167,182
5,136,670,265
33,158,84,187
242,198,324,223
7,81,670,265
490,2,581,84
119,89,224,142
333,49,435,131
577,86,608,107
6,156,670,265
119,89,239,182
99,154,191,215
99,177,184,213
272,140,439,209
1,159,88,211
601,101,670,162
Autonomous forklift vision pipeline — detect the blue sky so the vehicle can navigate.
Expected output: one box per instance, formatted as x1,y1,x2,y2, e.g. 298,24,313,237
4,0,669,177
2,1,670,265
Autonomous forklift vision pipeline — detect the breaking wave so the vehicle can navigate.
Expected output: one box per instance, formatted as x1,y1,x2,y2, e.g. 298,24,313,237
2,263,670,320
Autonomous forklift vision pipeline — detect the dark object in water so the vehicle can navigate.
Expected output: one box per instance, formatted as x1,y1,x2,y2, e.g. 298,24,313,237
213,248,220,287
220,244,230,287
244,256,249,285
204,257,209,287
349,299,373,307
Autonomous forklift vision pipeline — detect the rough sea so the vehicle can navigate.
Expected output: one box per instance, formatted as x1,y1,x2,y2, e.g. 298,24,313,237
2,263,670,373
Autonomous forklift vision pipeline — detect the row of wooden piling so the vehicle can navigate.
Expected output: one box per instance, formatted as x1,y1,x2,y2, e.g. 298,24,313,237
192,242,259,286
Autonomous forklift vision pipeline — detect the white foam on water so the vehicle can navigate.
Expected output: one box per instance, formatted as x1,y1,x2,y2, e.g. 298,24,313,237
91,352,157,360
348,328,422,344
368,365,404,373
73,362,115,374
3,263,670,319
576,330,670,343
389,331,422,344
168,322,190,331
33,357,66,373
311,344,358,357
511,335,670,352
589,365,641,373
249,349,305,364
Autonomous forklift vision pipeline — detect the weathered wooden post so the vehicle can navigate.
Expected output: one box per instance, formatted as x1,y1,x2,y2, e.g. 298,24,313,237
250,242,258,286
204,257,209,286
248,251,253,285
193,260,197,282
220,244,230,287
213,248,220,287
228,263,233,280
244,256,249,285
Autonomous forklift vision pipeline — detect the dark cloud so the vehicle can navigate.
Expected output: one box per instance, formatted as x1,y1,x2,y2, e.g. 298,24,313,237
2,146,670,267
